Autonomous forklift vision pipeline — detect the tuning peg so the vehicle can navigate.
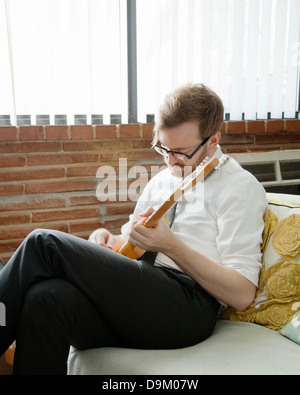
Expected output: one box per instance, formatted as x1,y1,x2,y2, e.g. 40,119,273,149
214,155,229,172
200,156,209,166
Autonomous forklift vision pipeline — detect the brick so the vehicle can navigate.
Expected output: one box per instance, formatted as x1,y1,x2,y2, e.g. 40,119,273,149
71,125,93,140
104,217,128,229
220,134,254,145
19,126,44,141
105,202,136,216
102,139,134,152
0,198,66,212
25,180,96,194
66,165,99,177
0,224,68,240
69,219,104,233
100,150,157,162
45,125,69,140
63,139,132,153
132,139,152,149
0,142,61,154
0,156,26,168
0,240,22,253
119,124,140,139
247,121,266,134
21,142,62,153
63,141,104,152
0,127,17,141
227,121,246,134
0,168,65,182
0,227,33,240
27,153,98,166
95,125,118,139
0,184,24,196
142,123,155,138
32,208,99,223
220,122,227,135
256,133,300,144
69,195,99,206
0,213,30,225
286,119,300,133
266,120,285,134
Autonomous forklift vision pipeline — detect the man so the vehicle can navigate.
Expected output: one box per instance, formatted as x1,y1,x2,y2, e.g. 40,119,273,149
0,83,267,374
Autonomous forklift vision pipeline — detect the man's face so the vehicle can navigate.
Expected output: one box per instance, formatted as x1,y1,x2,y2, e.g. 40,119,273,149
157,121,210,178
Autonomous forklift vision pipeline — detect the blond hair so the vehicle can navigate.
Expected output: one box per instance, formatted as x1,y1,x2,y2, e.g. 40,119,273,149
154,83,224,142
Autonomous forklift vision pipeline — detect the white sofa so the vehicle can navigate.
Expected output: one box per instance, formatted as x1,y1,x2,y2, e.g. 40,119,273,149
68,320,299,375
67,192,300,375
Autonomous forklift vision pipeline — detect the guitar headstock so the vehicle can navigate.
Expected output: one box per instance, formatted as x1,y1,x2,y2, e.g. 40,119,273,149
178,155,229,194
199,156,211,167
184,155,229,184
199,154,228,169
188,156,215,178
203,155,229,179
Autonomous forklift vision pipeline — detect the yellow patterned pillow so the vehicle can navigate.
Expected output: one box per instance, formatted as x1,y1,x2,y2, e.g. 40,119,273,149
222,197,300,331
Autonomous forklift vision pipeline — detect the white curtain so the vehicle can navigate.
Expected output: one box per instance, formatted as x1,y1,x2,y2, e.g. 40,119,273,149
0,0,299,126
137,0,300,122
0,0,128,126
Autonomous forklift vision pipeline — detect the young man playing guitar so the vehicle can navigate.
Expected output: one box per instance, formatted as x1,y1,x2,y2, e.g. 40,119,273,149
0,83,267,374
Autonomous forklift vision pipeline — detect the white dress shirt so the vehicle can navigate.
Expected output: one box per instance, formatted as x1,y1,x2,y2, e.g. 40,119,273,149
121,145,268,291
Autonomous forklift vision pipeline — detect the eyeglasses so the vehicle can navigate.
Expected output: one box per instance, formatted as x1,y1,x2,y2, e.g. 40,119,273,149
153,136,210,162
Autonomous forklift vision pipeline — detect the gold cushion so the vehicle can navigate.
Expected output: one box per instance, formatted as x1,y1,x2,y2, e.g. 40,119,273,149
222,197,300,331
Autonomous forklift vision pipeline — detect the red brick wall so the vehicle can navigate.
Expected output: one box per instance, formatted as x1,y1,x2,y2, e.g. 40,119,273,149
0,119,300,262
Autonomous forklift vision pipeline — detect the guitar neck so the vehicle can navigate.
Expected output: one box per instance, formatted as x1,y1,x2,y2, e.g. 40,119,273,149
118,156,221,259
142,157,219,228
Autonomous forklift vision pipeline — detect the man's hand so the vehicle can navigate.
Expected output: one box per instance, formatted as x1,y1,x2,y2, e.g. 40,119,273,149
128,207,176,254
89,228,124,252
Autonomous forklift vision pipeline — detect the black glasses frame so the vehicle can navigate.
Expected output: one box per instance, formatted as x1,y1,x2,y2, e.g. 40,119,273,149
153,136,210,160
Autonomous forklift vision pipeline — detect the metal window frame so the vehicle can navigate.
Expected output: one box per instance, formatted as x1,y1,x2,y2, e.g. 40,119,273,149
127,0,137,124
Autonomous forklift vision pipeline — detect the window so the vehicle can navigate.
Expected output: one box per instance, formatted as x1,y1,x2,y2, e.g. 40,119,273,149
0,0,299,126
136,0,300,122
0,0,128,125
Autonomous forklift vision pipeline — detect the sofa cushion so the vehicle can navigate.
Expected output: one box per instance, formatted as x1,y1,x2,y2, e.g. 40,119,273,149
67,320,300,375
222,193,300,331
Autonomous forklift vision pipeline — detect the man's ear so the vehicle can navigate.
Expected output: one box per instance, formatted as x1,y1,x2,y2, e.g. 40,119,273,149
208,131,221,152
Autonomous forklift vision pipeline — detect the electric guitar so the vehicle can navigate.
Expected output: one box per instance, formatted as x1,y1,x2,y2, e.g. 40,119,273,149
118,155,227,260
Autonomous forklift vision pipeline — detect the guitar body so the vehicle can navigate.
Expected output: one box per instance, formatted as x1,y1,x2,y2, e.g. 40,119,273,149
117,243,145,260
118,156,222,260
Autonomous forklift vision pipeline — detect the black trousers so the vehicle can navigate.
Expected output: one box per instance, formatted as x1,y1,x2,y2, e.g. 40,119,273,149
0,229,219,375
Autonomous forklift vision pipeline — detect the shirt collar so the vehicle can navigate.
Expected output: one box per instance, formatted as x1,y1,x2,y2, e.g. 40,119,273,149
211,144,223,160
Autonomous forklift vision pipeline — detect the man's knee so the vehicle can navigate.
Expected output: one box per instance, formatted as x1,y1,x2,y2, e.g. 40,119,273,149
23,229,65,258
22,229,50,255
26,228,54,245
